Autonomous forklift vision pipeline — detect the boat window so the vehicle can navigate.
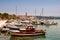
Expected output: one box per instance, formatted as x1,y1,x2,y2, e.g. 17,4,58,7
15,25,21,27
10,28,20,30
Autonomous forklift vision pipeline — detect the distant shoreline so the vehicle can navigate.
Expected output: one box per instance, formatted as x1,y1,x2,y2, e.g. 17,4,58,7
36,16,60,19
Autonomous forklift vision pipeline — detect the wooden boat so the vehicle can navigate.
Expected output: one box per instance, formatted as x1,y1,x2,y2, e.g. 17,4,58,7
10,30,46,36
10,32,45,36
9,25,46,36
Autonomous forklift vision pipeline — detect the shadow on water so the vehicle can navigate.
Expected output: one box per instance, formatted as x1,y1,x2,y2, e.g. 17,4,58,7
10,35,46,40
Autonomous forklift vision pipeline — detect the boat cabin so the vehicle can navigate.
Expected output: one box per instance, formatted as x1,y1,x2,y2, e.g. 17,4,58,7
10,26,20,32
20,26,35,34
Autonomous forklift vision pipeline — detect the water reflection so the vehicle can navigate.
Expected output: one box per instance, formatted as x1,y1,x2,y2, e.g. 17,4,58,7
10,35,46,40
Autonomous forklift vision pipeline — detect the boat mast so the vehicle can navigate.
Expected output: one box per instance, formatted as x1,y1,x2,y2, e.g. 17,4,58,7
16,6,17,15
41,8,44,19
42,8,43,16
35,8,36,19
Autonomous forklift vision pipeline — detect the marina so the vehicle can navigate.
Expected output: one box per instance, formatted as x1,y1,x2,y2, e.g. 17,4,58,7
0,0,60,40
0,12,59,40
0,19,59,40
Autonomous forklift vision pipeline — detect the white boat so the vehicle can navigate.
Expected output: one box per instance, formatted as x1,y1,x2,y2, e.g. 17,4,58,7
9,26,20,32
0,20,7,30
44,20,58,25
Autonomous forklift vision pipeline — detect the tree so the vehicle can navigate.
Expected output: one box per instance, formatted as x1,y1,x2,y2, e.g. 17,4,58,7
2,13,9,19
0,13,2,18
0,12,17,19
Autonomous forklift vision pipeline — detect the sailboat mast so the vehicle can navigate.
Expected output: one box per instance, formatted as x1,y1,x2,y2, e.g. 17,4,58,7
16,6,17,15
34,8,36,19
42,8,43,16
35,8,36,17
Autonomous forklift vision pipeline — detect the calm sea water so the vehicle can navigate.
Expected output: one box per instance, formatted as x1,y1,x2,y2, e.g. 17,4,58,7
0,19,60,40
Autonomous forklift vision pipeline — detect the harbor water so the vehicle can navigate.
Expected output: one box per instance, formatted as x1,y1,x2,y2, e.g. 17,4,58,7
0,19,60,40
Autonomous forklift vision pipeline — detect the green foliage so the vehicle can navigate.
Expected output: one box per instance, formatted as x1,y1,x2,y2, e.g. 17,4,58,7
0,13,17,19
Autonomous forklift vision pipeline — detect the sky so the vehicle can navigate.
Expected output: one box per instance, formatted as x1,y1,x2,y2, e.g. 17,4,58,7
0,0,60,16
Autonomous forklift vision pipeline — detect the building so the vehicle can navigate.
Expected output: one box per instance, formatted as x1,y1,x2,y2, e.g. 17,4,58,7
18,15,35,20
